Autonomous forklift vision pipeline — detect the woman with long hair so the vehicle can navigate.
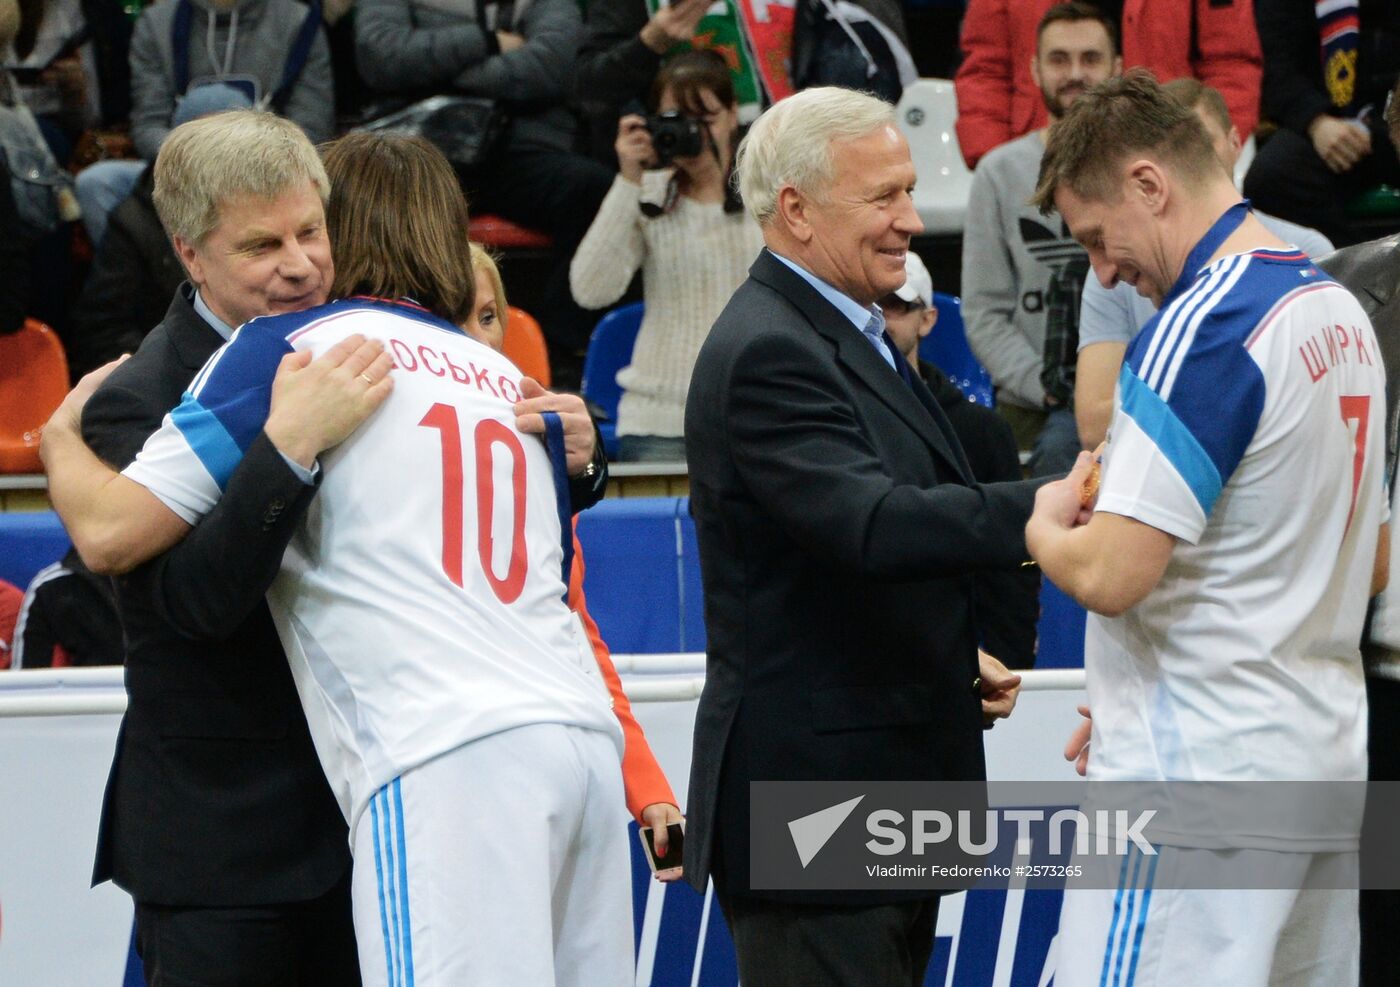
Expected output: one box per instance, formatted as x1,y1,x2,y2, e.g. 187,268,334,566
570,50,763,462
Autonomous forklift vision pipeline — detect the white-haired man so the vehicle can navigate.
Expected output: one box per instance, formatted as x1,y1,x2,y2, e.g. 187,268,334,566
682,85,1049,985
1028,71,1387,983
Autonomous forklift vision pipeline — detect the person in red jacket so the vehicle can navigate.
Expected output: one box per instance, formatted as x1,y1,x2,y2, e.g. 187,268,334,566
953,0,1262,170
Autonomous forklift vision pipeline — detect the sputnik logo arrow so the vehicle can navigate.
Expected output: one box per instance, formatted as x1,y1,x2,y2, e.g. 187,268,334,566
787,795,865,868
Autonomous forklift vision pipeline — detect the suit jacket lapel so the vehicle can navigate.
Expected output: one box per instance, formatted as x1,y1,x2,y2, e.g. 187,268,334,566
751,252,972,483
166,283,230,373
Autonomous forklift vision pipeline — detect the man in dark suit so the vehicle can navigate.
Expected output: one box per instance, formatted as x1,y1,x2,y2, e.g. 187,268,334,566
1317,77,1400,987
41,111,608,986
682,86,1056,985
882,251,1040,670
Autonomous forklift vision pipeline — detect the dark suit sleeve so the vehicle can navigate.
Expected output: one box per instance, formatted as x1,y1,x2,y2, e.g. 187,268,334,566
125,434,317,640
726,332,1038,580
83,379,166,471
83,372,315,640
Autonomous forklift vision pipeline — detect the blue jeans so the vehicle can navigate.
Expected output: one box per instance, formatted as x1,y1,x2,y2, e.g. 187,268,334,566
1027,406,1081,478
76,159,145,247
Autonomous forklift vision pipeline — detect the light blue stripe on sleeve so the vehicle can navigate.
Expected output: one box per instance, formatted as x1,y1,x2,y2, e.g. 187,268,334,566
1118,364,1223,517
169,396,245,492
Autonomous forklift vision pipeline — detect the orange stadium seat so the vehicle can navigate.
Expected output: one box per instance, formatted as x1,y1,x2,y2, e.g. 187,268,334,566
503,306,551,386
0,319,69,474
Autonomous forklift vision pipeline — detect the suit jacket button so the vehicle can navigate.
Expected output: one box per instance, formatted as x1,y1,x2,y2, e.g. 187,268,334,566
262,498,286,527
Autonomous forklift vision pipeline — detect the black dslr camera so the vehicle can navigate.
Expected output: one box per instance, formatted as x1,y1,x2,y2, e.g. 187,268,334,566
645,111,705,165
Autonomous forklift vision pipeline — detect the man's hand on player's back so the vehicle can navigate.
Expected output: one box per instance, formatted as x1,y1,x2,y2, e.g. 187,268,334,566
265,334,395,469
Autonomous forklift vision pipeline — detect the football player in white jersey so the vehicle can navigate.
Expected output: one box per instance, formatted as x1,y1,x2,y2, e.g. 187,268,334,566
43,128,640,986
1026,72,1389,985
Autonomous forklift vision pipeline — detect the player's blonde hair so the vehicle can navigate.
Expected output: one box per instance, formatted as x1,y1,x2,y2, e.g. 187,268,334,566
322,132,475,326
153,110,329,244
735,86,895,226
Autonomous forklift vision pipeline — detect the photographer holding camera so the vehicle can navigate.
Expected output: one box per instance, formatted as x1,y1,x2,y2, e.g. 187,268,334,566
570,49,761,462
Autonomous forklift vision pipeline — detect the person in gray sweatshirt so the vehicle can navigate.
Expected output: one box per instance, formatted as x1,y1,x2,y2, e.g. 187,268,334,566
960,1,1119,475
75,0,334,246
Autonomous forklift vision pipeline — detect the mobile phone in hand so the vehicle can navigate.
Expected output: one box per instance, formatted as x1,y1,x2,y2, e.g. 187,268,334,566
638,821,685,873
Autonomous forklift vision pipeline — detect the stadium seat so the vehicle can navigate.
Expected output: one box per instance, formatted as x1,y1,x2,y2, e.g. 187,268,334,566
0,319,70,474
919,293,995,407
503,306,551,386
895,79,974,235
581,302,644,459
0,510,70,590
468,214,553,252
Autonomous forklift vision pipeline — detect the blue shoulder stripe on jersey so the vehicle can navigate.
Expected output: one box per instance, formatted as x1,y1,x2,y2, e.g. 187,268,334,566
1118,364,1223,516
169,397,246,493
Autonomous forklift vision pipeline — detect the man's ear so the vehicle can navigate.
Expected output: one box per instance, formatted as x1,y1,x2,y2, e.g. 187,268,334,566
1127,160,1168,215
919,307,938,339
776,185,813,243
172,234,204,285
1030,53,1043,92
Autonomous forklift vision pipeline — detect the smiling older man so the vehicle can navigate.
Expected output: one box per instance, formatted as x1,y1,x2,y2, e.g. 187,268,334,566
681,86,1046,986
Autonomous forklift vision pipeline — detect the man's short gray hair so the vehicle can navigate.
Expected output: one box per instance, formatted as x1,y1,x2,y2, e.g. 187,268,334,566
153,110,330,244
736,86,896,226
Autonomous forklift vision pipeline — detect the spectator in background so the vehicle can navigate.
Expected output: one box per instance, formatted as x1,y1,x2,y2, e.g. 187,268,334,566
355,0,614,389
962,1,1116,475
66,84,251,379
0,0,80,338
1243,0,1400,246
883,250,1040,669
0,0,30,337
575,0,709,166
570,50,761,462
6,0,130,160
954,0,1261,170
76,0,334,248
1073,77,1334,451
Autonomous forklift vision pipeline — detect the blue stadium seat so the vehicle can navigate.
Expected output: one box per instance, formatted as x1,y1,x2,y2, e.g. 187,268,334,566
581,303,644,459
919,293,995,408
0,511,71,590
575,497,683,653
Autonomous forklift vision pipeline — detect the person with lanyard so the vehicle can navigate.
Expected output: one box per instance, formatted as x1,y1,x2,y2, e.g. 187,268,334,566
1028,71,1387,983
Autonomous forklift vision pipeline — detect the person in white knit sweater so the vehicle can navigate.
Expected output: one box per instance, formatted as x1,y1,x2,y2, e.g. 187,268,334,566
570,50,763,462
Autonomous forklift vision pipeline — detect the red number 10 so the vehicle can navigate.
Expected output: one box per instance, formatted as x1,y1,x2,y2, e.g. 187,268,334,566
419,403,528,603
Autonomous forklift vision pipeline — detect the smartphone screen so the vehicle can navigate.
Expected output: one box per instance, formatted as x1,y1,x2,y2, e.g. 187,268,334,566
638,821,685,872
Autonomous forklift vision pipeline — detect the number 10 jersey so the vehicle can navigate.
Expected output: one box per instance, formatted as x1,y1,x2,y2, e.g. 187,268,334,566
126,298,623,835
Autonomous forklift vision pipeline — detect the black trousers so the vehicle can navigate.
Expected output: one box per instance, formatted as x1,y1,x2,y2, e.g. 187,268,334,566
1243,126,1400,247
718,892,940,987
1362,674,1400,986
134,871,360,987
470,145,614,364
